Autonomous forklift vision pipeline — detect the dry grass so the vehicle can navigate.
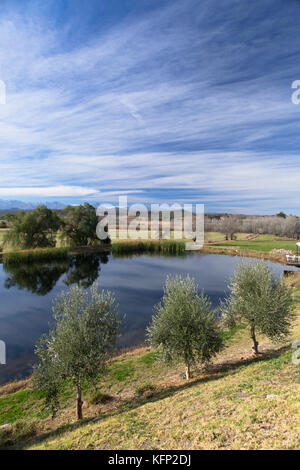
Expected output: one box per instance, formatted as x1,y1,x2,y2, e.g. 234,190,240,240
0,379,30,398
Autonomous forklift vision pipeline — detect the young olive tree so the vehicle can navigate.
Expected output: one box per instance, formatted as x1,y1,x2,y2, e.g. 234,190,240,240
220,261,295,354
33,283,121,420
147,275,224,379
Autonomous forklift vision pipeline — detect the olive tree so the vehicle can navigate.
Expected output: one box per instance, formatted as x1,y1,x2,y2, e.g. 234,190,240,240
147,275,224,379
33,283,121,420
220,261,295,354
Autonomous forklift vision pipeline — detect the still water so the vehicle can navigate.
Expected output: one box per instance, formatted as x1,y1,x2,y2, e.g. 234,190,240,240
0,252,298,384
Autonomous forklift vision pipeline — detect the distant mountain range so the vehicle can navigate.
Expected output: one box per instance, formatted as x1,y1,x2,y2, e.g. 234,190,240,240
0,199,65,211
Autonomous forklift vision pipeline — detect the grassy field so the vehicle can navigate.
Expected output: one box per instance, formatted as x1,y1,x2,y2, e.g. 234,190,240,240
0,274,299,450
211,235,298,253
204,232,251,241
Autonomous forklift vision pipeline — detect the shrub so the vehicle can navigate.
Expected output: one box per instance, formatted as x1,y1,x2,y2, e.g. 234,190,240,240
220,260,295,354
147,275,224,379
33,283,121,420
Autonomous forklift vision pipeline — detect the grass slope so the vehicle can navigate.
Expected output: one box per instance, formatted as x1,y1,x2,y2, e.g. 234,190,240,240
0,276,299,450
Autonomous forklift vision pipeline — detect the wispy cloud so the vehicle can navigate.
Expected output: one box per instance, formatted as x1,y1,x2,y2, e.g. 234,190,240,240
0,0,300,212
0,186,99,197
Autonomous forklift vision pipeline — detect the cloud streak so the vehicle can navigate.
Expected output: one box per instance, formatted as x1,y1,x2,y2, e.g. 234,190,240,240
0,0,300,212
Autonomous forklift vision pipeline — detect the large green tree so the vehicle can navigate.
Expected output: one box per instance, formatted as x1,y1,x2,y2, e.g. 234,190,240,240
220,261,295,354
147,275,224,379
61,203,99,246
33,283,121,420
4,206,62,249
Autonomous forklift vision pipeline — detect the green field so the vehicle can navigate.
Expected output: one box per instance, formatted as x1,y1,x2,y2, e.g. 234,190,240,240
212,235,298,253
204,232,250,241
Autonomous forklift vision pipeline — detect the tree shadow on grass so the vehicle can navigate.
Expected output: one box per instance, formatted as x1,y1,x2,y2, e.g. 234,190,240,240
206,344,290,374
16,346,289,449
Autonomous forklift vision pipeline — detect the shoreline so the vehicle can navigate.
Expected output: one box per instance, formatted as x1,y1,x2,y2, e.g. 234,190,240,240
1,270,300,390
199,245,287,265
0,242,292,265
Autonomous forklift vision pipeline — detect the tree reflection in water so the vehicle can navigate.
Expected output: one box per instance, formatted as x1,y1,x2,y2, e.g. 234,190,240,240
63,253,109,288
3,253,110,295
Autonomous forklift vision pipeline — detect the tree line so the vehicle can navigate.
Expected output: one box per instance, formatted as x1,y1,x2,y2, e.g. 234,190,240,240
33,260,295,420
2,203,103,250
2,205,300,250
205,214,300,240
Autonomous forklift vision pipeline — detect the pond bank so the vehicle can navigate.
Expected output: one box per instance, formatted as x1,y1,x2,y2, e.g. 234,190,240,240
0,242,290,265
199,245,287,264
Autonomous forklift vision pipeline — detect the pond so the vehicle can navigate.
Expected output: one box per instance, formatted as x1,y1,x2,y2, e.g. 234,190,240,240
0,252,298,384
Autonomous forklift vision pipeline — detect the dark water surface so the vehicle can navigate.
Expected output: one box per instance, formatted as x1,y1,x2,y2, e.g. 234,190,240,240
0,252,298,384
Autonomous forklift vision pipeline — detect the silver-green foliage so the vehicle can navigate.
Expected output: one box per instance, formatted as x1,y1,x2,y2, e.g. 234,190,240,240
33,283,121,419
147,275,224,378
220,260,295,352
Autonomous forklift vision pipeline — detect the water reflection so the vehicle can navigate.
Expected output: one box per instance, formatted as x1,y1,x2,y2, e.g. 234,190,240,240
3,253,110,295
4,260,70,295
64,253,109,288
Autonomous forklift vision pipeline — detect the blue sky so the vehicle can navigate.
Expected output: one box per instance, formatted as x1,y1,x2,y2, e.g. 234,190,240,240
0,0,300,214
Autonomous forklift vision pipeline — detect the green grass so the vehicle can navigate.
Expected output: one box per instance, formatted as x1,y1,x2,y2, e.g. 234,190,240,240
204,232,250,241
25,343,300,450
212,236,298,253
2,248,69,266
110,360,135,382
111,240,186,256
138,351,160,366
0,389,47,424
0,335,299,450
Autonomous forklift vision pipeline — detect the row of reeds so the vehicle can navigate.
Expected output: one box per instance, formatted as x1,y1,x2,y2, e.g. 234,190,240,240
111,240,186,256
2,248,69,266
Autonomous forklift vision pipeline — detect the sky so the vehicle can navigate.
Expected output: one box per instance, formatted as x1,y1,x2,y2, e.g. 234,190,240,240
0,0,300,214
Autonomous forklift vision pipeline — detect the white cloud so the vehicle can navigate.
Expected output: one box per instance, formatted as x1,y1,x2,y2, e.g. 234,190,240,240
0,0,300,212
0,186,100,197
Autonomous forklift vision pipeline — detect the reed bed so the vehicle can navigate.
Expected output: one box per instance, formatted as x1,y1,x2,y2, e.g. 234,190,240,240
3,248,69,266
111,240,186,256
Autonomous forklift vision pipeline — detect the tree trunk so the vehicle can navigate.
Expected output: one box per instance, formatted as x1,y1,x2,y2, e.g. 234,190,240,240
185,362,191,380
77,384,83,420
250,320,259,354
